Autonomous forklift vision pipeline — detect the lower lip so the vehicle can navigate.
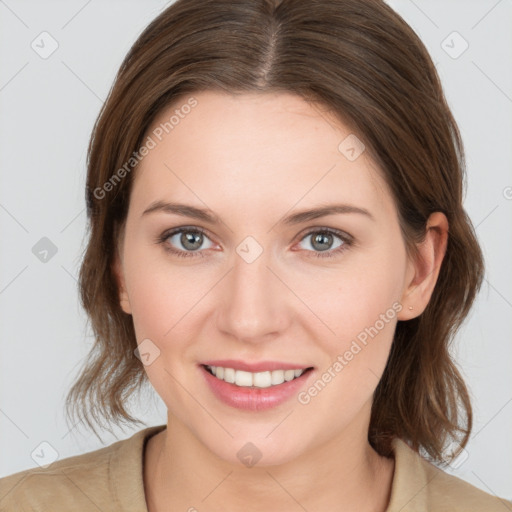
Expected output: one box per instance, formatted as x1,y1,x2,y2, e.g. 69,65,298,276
199,365,314,411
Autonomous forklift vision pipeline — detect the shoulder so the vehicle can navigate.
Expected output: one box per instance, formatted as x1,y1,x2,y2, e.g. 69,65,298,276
388,438,511,512
0,425,166,512
0,442,116,511
419,459,510,511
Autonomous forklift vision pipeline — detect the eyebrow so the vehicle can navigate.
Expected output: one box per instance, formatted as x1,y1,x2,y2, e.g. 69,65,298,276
141,200,375,225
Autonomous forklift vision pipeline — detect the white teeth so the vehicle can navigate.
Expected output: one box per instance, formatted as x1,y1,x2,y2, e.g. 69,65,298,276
253,371,272,388
271,370,285,385
207,366,307,388
224,367,235,384
235,370,253,387
284,369,295,382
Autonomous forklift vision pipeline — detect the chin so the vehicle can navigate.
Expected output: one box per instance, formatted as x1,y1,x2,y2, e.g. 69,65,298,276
198,429,306,469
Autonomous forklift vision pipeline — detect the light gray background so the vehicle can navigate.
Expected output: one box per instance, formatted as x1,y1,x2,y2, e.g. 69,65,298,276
1,0,511,501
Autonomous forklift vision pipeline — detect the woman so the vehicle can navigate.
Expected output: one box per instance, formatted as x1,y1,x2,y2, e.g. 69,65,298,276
0,0,509,510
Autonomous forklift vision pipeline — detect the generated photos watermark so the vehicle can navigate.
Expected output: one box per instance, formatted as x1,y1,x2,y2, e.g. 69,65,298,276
297,301,403,405
93,96,198,200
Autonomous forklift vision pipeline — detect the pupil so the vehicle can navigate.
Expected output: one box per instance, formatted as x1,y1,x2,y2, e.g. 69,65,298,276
313,233,332,251
182,232,202,250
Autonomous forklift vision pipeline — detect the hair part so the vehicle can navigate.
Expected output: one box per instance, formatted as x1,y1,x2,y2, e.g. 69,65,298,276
65,0,484,464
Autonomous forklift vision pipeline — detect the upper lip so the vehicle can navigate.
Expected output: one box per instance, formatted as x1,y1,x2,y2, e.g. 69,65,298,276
201,360,313,373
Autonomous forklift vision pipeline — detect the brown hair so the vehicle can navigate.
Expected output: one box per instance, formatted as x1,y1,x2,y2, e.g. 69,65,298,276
65,0,484,465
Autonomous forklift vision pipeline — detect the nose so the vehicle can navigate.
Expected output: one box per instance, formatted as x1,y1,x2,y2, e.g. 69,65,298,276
215,245,290,344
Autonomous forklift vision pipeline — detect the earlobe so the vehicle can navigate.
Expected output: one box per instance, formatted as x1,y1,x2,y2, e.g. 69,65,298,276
112,250,132,315
397,212,448,321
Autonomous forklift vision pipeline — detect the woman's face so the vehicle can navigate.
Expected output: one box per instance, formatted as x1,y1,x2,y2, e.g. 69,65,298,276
115,90,417,465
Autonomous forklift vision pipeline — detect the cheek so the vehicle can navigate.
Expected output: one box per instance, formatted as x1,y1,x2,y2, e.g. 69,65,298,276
123,250,216,396
123,254,202,402
122,272,162,359
304,243,405,368
294,258,403,424
125,271,172,340
123,240,204,337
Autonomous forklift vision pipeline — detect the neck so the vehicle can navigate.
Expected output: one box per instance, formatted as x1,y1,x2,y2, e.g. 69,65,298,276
144,412,395,512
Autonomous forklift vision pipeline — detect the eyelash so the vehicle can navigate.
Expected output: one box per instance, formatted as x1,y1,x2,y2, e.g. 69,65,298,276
155,226,354,259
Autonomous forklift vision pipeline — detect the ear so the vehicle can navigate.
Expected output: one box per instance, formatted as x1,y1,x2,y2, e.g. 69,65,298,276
397,212,448,321
111,235,132,315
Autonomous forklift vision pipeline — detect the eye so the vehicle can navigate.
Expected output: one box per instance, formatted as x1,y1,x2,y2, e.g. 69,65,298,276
156,227,215,258
156,226,353,260
296,228,353,259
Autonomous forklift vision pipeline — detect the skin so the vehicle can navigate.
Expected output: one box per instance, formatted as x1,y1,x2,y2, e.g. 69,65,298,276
113,90,448,512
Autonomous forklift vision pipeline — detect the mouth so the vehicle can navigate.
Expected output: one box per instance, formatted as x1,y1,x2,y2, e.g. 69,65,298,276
201,364,315,389
199,360,316,411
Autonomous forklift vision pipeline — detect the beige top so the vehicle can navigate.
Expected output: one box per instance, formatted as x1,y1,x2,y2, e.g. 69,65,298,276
0,424,509,511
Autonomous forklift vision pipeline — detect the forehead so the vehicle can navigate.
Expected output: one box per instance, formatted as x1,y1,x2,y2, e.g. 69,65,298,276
130,90,394,222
